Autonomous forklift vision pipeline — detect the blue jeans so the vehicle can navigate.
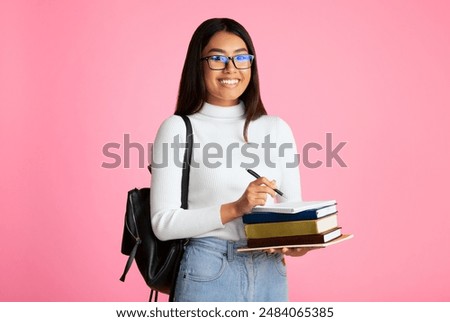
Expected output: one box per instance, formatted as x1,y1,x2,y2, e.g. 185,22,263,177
173,237,288,302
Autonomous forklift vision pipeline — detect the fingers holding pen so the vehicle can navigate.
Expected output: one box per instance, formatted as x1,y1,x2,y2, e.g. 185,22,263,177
233,177,278,215
245,169,284,199
260,177,279,193
249,177,278,199
221,176,280,224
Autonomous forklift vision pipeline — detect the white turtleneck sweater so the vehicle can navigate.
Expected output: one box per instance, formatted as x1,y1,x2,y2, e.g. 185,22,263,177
150,101,302,241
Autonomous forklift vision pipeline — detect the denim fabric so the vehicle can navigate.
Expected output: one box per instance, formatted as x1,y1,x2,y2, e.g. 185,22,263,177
173,237,288,302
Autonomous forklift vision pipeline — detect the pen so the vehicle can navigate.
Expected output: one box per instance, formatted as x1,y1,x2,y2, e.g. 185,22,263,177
245,169,286,198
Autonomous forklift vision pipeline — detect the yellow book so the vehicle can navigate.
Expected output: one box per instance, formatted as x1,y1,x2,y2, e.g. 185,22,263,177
244,214,338,239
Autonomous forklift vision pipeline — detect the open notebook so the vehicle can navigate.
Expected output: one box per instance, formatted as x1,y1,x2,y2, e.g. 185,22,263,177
250,200,337,214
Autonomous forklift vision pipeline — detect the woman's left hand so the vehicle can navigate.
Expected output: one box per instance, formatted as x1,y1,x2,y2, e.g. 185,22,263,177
266,247,321,257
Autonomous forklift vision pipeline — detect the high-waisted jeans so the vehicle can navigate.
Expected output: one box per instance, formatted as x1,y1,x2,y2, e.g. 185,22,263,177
173,237,288,302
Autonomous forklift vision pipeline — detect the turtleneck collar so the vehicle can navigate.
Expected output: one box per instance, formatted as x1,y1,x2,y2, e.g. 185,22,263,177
198,100,245,119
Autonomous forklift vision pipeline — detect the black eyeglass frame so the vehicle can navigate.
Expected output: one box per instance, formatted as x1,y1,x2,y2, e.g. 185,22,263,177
200,54,255,70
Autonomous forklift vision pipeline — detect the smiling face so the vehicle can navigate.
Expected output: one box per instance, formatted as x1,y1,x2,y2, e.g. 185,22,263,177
201,31,252,106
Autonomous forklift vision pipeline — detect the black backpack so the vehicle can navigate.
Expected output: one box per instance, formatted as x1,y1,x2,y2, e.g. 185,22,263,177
120,115,193,301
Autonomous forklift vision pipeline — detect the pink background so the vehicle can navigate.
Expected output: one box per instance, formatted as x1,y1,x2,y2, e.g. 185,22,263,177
1,0,449,301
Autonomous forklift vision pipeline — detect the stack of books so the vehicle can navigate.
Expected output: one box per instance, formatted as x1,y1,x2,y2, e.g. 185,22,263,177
243,200,344,249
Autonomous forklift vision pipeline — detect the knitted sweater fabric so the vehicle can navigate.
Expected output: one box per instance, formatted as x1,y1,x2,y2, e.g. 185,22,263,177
150,101,302,241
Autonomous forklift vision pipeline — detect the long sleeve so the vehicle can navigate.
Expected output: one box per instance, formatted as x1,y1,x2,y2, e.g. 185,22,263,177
150,116,224,241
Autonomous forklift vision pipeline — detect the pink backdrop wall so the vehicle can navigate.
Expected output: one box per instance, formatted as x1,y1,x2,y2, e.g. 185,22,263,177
1,0,449,301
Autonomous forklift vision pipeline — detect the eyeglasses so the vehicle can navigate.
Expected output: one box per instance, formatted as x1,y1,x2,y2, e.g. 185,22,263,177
201,54,254,70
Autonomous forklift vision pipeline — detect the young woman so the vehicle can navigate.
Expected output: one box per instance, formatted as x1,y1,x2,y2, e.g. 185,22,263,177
150,18,313,302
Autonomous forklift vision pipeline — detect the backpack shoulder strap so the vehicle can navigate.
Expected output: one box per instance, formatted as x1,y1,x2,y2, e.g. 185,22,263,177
180,115,193,210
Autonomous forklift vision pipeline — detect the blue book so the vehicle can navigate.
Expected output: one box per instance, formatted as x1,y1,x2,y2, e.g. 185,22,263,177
243,204,338,224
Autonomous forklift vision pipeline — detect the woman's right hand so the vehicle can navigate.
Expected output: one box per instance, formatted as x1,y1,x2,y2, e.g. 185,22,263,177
220,177,277,224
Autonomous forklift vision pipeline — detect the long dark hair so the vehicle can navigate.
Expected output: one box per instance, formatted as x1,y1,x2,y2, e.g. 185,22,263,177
174,18,267,142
